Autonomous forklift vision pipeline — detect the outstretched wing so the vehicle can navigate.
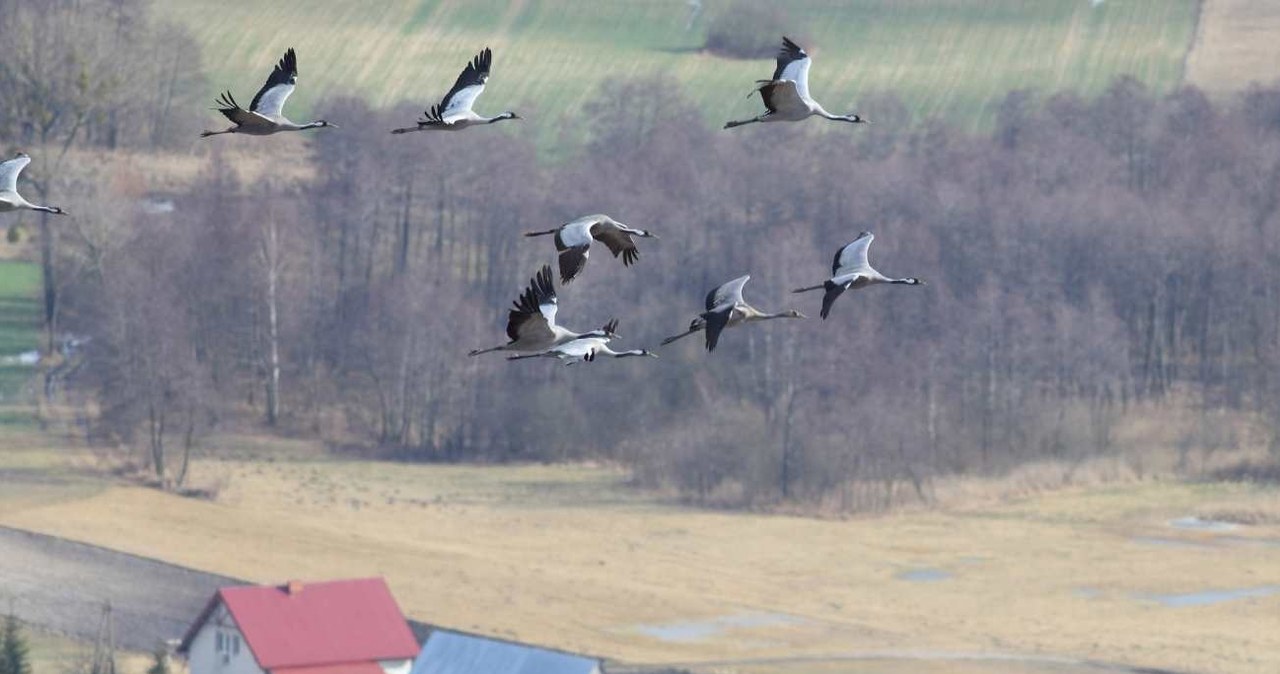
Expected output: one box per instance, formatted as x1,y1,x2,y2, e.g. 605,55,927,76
506,265,558,343
820,282,847,320
703,310,732,351
214,91,273,128
250,48,298,117
833,231,874,276
557,245,591,285
439,48,491,119
554,217,596,284
773,36,812,101
705,275,750,312
0,154,31,193
591,222,640,267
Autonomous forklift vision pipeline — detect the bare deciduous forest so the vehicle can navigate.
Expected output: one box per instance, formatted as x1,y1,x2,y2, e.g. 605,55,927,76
6,0,1279,510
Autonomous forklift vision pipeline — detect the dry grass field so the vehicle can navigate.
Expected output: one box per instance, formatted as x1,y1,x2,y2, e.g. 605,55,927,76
26,629,151,674
1185,0,1280,95
158,0,1197,133
1,430,1277,674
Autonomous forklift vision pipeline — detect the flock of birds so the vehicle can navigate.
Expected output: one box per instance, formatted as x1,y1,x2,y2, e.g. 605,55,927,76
0,36,924,364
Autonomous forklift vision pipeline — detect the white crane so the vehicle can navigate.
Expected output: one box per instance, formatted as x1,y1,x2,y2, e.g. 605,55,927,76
662,275,804,351
523,214,657,284
724,37,867,130
792,231,925,319
392,48,520,133
469,265,616,356
201,48,337,138
507,320,658,364
0,153,67,216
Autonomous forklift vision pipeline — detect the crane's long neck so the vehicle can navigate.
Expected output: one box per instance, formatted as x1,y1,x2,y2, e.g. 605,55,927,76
601,347,649,358
814,104,864,124
483,112,518,124
750,309,800,321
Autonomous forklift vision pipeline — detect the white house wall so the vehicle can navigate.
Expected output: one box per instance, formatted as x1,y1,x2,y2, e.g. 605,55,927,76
186,603,265,674
379,658,412,674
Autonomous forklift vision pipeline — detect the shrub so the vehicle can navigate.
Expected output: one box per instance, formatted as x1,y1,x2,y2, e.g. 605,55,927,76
704,1,796,59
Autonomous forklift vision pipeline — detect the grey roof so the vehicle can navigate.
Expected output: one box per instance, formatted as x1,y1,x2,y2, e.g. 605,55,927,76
410,630,600,674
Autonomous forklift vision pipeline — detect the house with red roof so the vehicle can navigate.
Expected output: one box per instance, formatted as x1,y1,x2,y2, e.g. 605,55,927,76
179,577,420,674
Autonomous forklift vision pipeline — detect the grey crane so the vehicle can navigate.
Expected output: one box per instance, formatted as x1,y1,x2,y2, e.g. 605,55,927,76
392,48,519,133
507,320,658,364
662,275,804,351
523,214,657,284
725,37,867,130
0,154,67,216
469,265,616,357
202,48,337,138
792,231,925,319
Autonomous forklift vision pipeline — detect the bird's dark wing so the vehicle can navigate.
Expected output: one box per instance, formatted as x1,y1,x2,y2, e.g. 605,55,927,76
557,246,591,284
702,310,732,351
591,223,640,266
820,281,847,320
439,48,491,116
250,48,298,116
506,265,557,341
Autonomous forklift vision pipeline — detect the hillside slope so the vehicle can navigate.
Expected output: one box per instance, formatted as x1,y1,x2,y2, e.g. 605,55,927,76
161,0,1197,133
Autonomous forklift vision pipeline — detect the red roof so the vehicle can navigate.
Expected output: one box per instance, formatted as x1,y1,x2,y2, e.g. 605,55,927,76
181,577,419,669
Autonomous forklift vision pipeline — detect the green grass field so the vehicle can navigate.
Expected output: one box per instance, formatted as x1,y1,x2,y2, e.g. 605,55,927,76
0,261,41,404
161,0,1197,135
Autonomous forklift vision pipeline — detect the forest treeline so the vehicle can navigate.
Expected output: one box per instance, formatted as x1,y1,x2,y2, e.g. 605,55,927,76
7,0,1280,509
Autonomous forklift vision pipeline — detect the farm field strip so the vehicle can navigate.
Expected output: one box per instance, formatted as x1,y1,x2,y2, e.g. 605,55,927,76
158,0,1197,134
0,455,1276,674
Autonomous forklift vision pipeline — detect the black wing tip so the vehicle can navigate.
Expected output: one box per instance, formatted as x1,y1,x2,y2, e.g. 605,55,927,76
214,90,240,110
472,47,493,74
281,47,298,73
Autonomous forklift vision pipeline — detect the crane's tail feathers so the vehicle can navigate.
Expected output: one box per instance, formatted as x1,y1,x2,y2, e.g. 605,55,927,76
792,284,824,293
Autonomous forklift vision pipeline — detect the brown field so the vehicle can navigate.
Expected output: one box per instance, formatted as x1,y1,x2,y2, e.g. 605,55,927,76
1185,0,1280,94
1,424,1278,674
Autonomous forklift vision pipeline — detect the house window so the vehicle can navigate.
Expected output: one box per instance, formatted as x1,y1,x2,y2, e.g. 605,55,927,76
232,635,240,656
216,632,224,652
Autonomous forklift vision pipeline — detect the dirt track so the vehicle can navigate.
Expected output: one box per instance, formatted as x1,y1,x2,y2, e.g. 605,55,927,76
0,524,242,651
